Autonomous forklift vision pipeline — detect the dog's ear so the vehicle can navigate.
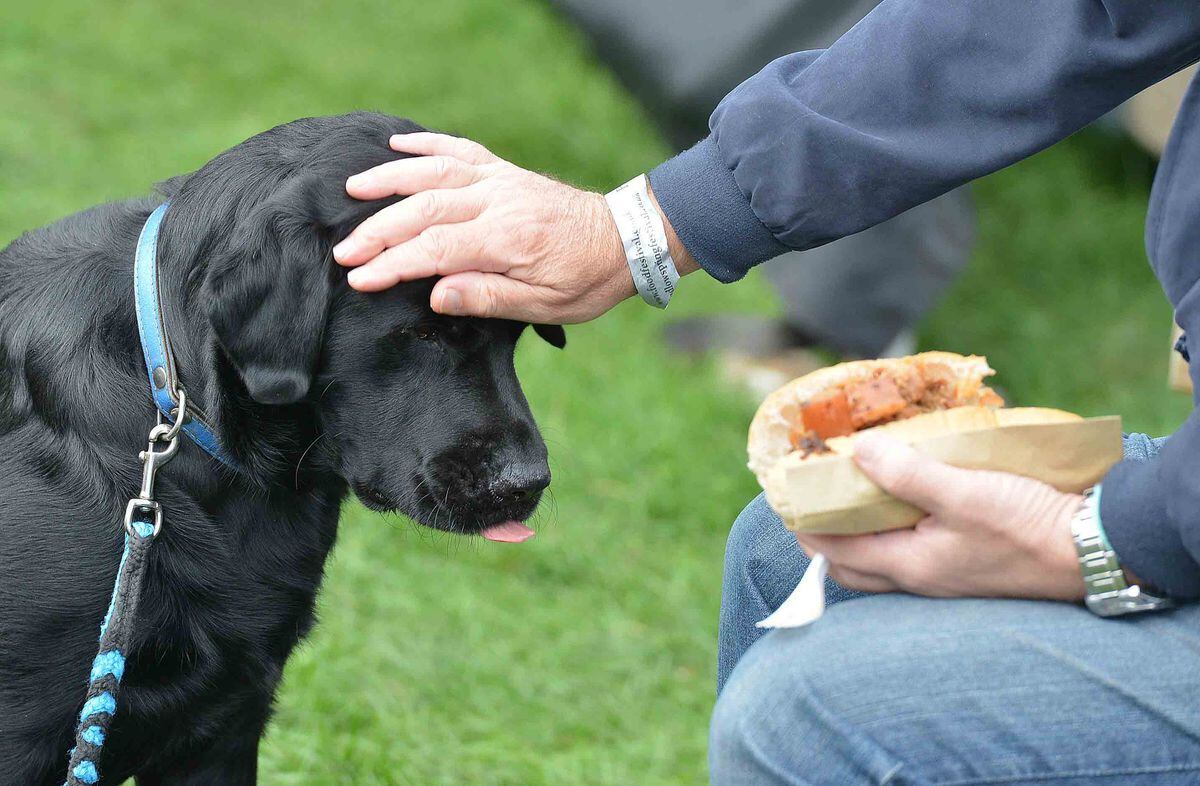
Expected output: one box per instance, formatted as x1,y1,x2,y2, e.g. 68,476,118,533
154,172,192,199
205,176,338,405
533,324,566,349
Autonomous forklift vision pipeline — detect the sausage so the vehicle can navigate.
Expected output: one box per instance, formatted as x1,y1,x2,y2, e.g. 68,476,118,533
845,377,908,427
799,389,856,440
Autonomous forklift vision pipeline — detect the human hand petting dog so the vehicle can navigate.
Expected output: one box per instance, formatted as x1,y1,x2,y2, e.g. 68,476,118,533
334,132,697,323
336,134,1088,605
796,433,1088,601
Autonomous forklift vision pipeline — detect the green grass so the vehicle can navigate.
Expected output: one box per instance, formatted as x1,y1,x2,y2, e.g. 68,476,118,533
0,1,1190,783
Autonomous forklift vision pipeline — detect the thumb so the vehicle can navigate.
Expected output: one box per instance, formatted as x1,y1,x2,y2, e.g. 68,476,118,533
431,272,547,322
852,432,974,515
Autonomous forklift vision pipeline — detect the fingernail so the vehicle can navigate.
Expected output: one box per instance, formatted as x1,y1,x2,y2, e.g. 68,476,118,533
438,288,463,315
345,174,365,191
347,268,366,287
332,240,353,261
389,134,407,148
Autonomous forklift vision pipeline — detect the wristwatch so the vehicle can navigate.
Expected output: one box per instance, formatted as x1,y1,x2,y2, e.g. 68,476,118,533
1070,486,1174,617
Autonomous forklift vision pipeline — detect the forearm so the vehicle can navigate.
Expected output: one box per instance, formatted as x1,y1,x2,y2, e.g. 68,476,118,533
652,0,1200,282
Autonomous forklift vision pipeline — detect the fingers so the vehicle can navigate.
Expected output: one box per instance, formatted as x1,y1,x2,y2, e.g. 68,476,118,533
430,272,550,322
797,528,915,576
794,535,901,593
334,188,486,267
345,155,489,201
825,564,900,594
345,222,501,291
852,432,977,516
389,132,501,165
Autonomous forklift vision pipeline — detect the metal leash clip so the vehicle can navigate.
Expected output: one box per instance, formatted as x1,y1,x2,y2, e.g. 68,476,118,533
123,388,188,538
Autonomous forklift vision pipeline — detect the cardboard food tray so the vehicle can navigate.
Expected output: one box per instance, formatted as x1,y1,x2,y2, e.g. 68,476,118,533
763,413,1123,535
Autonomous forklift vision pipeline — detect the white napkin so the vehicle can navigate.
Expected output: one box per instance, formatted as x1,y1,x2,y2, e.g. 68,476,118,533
755,553,829,629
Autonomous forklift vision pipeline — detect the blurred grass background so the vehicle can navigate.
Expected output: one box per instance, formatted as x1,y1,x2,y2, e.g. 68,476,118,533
0,0,1190,783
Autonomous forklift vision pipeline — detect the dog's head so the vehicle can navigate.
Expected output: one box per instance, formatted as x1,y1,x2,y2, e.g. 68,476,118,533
173,113,561,539
317,283,563,537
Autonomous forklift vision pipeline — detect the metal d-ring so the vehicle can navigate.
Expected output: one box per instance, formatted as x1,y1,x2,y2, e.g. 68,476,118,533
163,387,188,441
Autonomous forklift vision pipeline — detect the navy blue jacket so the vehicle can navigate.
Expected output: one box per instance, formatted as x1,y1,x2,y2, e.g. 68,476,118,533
649,2,1200,597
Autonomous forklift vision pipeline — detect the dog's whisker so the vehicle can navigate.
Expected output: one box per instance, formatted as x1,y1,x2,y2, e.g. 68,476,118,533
293,430,338,490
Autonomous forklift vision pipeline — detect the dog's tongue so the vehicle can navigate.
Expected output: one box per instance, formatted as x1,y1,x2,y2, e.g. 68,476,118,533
481,521,536,543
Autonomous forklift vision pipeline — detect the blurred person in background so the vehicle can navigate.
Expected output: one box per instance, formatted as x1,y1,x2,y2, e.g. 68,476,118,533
333,3,1200,784
555,0,977,390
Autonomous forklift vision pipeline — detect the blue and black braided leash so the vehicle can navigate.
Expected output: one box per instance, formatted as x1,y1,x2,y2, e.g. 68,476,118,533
64,413,183,786
63,202,239,785
64,521,149,785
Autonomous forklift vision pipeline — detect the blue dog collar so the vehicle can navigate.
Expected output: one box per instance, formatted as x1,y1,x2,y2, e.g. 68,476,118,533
133,202,239,469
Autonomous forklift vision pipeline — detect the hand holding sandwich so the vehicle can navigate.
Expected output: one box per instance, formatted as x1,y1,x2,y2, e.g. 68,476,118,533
796,432,1087,601
749,353,1124,604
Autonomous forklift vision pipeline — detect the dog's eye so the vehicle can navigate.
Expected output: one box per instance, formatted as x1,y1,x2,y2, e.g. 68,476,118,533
389,324,438,342
387,319,477,350
424,319,473,342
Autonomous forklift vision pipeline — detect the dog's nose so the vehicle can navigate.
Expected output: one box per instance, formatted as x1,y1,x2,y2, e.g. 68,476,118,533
488,462,551,505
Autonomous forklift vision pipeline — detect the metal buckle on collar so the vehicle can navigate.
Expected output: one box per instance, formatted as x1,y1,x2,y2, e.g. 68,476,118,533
123,390,187,538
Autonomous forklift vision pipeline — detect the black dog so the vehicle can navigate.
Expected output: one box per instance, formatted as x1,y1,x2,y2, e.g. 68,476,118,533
0,112,563,785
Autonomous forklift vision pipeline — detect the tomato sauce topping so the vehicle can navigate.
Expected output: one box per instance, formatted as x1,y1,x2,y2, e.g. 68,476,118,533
787,361,1000,456
798,390,855,441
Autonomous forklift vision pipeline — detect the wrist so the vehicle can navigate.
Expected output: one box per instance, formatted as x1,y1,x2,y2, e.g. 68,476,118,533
604,174,684,308
1045,492,1088,602
646,182,699,276
1068,485,1174,616
587,191,637,303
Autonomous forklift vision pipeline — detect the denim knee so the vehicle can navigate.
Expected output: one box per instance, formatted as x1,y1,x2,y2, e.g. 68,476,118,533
726,493,867,611
724,493,805,613
728,493,786,549
710,629,903,786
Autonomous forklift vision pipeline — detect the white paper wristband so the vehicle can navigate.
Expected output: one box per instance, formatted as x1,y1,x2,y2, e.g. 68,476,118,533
605,174,679,309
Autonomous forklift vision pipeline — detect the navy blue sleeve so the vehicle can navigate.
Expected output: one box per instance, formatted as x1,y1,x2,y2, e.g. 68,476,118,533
650,1,1200,282
1101,72,1200,599
646,1,1200,598
1101,414,1200,598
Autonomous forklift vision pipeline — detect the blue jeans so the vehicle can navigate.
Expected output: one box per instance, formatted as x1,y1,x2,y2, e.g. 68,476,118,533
712,433,1200,785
